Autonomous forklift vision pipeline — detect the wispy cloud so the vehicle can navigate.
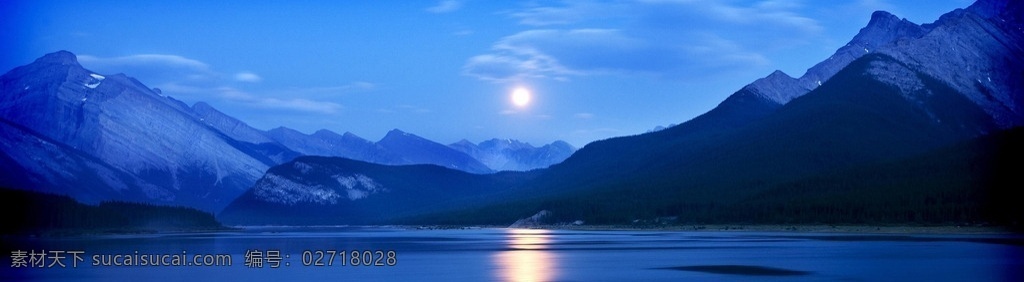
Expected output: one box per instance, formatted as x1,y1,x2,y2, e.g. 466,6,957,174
464,28,765,82
215,87,343,114
426,0,462,13
509,0,629,26
78,54,218,84
79,53,355,115
78,54,211,70
465,0,821,82
234,72,262,83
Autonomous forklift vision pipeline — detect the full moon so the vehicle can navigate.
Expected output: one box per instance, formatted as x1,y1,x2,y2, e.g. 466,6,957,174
511,87,532,107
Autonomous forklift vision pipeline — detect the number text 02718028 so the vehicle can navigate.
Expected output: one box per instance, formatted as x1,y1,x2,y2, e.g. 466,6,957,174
243,249,397,268
301,250,397,267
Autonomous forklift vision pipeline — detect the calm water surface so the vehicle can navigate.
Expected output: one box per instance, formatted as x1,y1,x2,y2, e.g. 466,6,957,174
3,227,1022,281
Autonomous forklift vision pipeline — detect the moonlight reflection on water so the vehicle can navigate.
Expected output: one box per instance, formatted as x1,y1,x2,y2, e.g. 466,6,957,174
493,229,557,281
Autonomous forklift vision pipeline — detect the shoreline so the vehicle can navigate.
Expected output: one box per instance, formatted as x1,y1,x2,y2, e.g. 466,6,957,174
3,226,239,238
532,224,1019,234
13,224,1016,237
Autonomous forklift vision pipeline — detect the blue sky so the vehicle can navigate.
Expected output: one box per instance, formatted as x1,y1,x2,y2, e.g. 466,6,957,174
1,0,972,147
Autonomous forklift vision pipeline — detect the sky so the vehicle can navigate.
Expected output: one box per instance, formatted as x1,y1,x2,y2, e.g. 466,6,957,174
1,0,973,147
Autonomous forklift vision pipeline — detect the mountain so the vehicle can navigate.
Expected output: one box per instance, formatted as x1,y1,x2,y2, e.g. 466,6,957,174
699,9,931,130
448,138,575,171
450,51,1008,224
218,156,533,225
873,1,1024,127
795,10,930,95
219,0,1023,226
0,50,526,214
0,51,292,212
264,127,399,164
426,0,1022,225
376,129,493,174
265,127,501,174
599,10,938,159
0,50,500,214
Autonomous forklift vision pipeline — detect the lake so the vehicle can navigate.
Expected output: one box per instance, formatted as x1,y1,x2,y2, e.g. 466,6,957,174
3,227,1022,281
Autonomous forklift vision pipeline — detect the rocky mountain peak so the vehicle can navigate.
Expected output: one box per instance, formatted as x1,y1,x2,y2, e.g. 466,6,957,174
480,138,533,150
786,9,928,99
451,139,476,147
34,50,80,66
191,101,214,112
743,69,806,104
868,10,900,26
312,129,341,139
341,131,367,140
727,10,929,107
548,140,575,150
852,11,926,51
384,128,410,138
874,0,1024,128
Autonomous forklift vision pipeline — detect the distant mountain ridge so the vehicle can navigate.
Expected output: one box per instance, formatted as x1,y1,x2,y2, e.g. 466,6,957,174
266,128,575,173
448,138,575,172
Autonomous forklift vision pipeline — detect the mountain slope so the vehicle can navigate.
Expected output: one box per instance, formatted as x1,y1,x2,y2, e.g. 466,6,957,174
218,156,533,225
264,127,401,164
0,51,291,212
543,0,1018,196
876,0,1024,127
376,129,493,174
795,10,929,95
0,119,157,205
569,6,940,179
423,51,1014,225
726,127,1022,225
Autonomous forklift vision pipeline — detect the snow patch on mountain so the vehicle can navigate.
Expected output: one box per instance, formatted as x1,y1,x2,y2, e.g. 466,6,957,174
85,74,105,89
335,174,386,200
253,159,388,204
253,173,340,205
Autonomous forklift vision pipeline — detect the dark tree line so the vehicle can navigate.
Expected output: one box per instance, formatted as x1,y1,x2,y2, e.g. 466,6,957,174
409,127,1023,228
2,188,224,234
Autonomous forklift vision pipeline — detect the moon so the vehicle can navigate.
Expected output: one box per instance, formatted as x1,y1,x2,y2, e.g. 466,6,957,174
511,87,532,107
